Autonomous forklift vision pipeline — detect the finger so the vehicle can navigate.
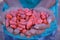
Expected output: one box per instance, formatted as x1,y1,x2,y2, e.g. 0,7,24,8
6,27,14,33
47,9,55,24
36,29,45,34
28,28,45,35
47,15,55,24
25,30,32,36
29,28,37,35
13,28,20,35
4,0,22,8
33,24,50,30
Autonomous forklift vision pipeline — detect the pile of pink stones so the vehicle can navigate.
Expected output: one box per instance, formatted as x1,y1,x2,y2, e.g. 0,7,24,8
5,8,53,38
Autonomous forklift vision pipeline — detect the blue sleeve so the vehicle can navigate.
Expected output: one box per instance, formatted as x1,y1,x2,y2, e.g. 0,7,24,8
3,3,9,11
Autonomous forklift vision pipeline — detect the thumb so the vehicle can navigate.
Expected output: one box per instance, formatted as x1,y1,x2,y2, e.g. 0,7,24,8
47,12,55,24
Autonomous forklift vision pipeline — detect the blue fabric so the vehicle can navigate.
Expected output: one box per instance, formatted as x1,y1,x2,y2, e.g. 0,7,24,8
3,0,57,40
3,0,41,10
19,0,40,8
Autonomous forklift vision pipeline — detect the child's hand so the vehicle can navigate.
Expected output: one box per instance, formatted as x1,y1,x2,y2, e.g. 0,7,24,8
34,7,55,30
0,7,21,25
34,7,55,23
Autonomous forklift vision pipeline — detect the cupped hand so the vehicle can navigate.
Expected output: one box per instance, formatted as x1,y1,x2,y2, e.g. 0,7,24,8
33,7,55,30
